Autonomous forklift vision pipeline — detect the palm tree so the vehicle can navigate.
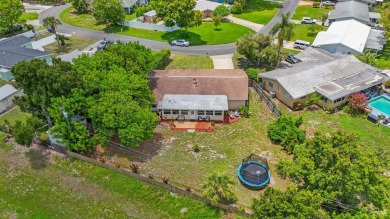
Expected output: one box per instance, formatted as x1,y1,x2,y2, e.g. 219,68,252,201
202,173,237,204
270,12,295,68
43,16,62,51
360,50,378,66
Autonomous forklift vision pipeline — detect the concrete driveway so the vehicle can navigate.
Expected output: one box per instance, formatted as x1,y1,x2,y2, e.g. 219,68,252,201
227,15,263,32
210,54,234,69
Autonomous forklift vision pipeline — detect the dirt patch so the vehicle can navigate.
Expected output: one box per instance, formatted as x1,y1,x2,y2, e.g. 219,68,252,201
299,0,314,5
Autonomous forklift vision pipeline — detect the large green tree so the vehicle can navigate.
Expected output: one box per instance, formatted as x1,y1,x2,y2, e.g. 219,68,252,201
155,0,203,33
252,186,329,219
42,16,62,51
92,0,125,26
13,117,45,147
236,34,281,70
270,12,294,68
213,5,230,17
69,0,89,14
202,173,237,204
277,131,389,211
0,0,24,35
12,58,80,127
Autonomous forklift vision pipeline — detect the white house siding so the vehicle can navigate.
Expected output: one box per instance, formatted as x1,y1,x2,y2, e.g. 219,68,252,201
227,100,246,110
161,109,225,121
0,90,22,113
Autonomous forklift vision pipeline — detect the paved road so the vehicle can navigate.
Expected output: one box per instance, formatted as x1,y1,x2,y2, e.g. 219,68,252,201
257,0,300,35
40,1,300,56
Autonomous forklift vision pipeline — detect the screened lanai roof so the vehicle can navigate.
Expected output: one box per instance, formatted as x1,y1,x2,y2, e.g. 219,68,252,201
157,94,228,111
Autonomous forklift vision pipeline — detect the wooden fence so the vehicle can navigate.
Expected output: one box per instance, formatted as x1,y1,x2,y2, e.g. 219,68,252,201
66,151,252,218
252,81,281,117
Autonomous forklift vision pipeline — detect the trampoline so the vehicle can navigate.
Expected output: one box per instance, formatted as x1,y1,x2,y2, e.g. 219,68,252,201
237,154,270,189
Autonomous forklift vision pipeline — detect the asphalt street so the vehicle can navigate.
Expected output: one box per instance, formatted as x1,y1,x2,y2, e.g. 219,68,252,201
39,0,300,56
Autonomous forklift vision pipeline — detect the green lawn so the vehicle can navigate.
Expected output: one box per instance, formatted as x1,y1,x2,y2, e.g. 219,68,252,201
165,54,214,69
44,35,97,56
125,13,137,21
285,48,301,54
60,7,254,45
20,12,39,21
291,24,327,43
292,5,334,20
0,144,222,218
372,43,390,69
0,107,31,126
233,0,280,24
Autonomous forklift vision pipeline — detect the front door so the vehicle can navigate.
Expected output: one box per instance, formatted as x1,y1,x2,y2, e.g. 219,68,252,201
190,110,195,121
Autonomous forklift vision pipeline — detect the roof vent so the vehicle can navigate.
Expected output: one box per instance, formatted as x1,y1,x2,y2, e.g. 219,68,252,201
192,78,197,85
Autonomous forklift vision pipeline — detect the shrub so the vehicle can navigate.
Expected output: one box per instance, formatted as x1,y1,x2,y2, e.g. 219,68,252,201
99,155,107,163
130,163,140,173
267,115,306,152
213,5,230,17
313,2,320,7
162,176,169,184
293,101,304,111
202,173,237,204
346,93,368,116
246,68,260,82
154,48,171,69
230,3,243,14
239,105,250,118
193,144,201,153
385,80,390,88
148,174,154,179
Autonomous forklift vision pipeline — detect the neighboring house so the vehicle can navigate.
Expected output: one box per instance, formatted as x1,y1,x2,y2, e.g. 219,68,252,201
0,84,23,114
260,48,388,110
143,10,156,23
195,0,225,18
328,1,380,25
338,0,376,6
148,69,248,121
313,19,386,54
0,35,51,81
123,0,147,14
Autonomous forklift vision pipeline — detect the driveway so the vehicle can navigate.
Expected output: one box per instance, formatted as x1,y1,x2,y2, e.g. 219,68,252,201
227,15,263,32
210,54,234,69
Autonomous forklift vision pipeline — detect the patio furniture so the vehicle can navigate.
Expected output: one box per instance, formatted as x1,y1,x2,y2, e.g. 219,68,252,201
234,109,240,117
177,115,185,121
206,116,210,121
368,113,379,123
230,113,235,119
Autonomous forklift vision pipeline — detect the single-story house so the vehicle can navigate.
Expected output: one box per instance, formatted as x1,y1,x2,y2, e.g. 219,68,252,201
312,19,386,54
337,0,376,6
0,35,51,81
0,84,23,114
122,0,147,14
148,69,248,121
195,0,226,18
143,10,156,23
260,48,388,110
328,1,380,25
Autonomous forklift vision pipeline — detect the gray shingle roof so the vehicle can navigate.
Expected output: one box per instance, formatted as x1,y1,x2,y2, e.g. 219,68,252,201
0,84,18,101
0,35,50,68
260,48,382,99
328,1,370,24
122,0,137,8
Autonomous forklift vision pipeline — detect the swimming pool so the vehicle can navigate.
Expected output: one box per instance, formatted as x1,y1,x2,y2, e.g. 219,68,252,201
369,95,390,116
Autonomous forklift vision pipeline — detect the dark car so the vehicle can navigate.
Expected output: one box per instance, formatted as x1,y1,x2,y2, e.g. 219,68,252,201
286,53,299,64
97,40,109,51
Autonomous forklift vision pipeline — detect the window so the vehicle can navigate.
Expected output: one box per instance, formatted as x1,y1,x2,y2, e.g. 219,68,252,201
180,110,188,115
268,82,273,88
284,91,291,99
172,110,179,115
197,110,205,115
334,97,345,103
206,110,213,115
163,110,171,115
151,103,157,107
214,111,222,116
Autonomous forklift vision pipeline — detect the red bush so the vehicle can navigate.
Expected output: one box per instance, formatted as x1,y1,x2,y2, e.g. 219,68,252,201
347,93,368,113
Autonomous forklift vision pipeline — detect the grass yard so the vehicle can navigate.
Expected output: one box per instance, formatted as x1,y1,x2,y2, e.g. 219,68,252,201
0,144,222,218
140,90,292,206
0,107,31,126
125,13,137,21
291,24,327,43
372,43,390,69
165,54,214,69
285,48,301,54
44,36,97,56
20,12,39,21
233,0,280,24
60,7,254,45
292,5,334,20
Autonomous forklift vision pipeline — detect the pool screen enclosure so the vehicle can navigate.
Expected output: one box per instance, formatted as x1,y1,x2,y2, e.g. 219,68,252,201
237,153,270,189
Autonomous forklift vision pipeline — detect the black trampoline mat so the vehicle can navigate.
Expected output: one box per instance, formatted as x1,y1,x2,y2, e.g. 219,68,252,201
241,163,268,184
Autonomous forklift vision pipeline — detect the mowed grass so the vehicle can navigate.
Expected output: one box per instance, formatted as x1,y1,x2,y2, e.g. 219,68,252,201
285,48,301,54
60,7,253,45
20,12,38,21
291,24,328,43
44,35,97,56
0,107,31,126
142,90,292,206
165,54,214,69
292,5,334,20
0,145,221,218
233,0,280,24
125,13,137,21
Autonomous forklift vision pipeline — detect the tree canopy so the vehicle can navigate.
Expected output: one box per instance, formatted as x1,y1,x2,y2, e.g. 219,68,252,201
13,117,44,146
155,0,203,33
202,173,237,204
276,131,389,211
0,0,24,35
213,5,230,17
69,0,89,14
92,0,125,26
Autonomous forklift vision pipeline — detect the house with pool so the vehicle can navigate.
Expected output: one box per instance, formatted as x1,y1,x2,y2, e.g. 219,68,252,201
148,69,248,122
261,48,389,110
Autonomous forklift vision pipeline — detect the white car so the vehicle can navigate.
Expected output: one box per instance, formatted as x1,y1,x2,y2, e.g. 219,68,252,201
301,17,317,24
322,1,336,5
171,39,190,47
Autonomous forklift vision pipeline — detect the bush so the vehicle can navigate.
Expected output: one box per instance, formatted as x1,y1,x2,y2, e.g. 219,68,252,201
385,80,390,88
193,144,200,153
239,105,250,118
154,48,171,69
246,68,260,82
213,5,230,17
312,2,320,7
230,3,243,14
346,93,368,116
267,115,306,152
293,101,304,111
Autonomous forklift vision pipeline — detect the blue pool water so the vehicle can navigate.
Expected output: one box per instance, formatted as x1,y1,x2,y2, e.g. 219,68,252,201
369,95,390,116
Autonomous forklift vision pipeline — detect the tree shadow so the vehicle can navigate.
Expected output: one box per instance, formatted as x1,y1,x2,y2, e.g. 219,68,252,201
161,30,207,45
25,147,51,169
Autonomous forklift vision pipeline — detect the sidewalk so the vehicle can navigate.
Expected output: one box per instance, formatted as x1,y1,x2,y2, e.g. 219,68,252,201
227,15,264,32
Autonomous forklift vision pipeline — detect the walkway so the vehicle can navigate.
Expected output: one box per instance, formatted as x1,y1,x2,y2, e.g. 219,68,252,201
227,15,263,32
210,54,234,69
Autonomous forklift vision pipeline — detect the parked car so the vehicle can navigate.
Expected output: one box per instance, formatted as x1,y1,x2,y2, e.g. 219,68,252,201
301,17,317,24
293,40,311,50
171,39,190,47
322,1,336,5
97,40,109,50
285,53,299,64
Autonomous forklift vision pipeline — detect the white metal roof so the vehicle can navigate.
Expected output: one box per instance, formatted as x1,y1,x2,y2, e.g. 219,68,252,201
194,0,224,11
313,20,370,53
157,94,228,110
0,84,18,101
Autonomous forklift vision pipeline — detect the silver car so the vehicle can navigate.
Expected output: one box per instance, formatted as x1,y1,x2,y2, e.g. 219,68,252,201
171,39,190,47
301,17,317,24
